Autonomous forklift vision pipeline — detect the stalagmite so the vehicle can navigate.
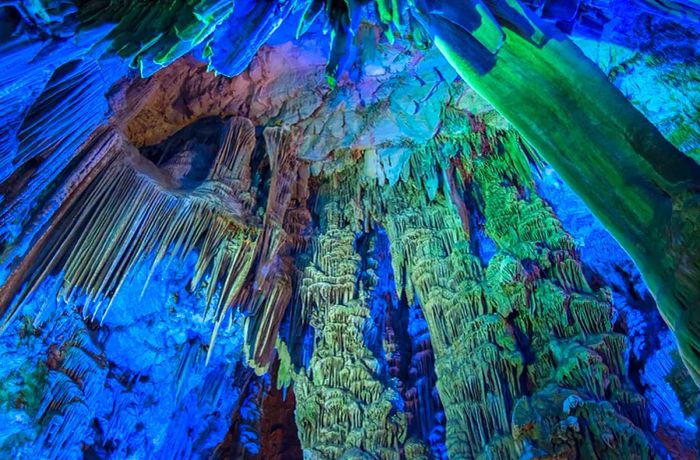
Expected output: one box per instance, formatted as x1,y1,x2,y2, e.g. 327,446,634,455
309,105,663,457
293,196,408,459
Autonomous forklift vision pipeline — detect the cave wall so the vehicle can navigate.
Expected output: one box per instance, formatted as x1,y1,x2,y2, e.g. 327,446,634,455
0,252,245,457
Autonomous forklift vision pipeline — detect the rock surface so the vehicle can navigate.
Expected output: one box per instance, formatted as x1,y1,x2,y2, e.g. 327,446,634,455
0,1,698,458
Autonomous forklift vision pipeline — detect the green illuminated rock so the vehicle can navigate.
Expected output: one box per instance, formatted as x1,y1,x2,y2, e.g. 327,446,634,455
412,0,700,385
293,197,407,459
314,103,660,457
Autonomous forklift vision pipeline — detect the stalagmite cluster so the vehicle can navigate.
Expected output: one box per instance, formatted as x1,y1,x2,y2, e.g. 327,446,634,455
412,0,700,385
297,103,668,457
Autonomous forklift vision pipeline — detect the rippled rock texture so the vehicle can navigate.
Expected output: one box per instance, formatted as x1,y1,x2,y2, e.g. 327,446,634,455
0,0,699,458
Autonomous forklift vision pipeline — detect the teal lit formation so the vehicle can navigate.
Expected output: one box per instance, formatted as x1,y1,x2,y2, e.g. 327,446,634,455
0,0,699,458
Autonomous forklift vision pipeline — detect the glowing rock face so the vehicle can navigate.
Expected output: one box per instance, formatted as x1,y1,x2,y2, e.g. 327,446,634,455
0,254,245,458
413,0,700,387
294,203,408,458
312,120,656,458
0,0,699,458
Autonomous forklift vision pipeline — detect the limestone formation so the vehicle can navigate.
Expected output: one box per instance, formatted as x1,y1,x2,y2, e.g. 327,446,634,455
411,0,700,385
294,195,408,459
304,105,666,457
0,1,698,457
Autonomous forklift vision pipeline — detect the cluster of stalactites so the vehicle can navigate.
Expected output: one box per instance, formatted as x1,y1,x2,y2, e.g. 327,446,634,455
295,0,415,84
442,122,652,457
238,124,311,374
11,0,698,87
8,0,421,82
309,111,660,458
1,116,309,376
17,117,256,325
381,188,525,459
294,199,408,459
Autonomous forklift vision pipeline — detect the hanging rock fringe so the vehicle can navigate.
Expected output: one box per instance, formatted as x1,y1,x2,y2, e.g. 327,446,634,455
237,125,305,373
3,115,312,374
12,117,259,334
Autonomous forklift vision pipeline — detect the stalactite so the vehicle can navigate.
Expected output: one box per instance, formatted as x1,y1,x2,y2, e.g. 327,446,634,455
0,127,127,328
3,117,260,343
0,16,116,186
76,0,234,76
239,125,311,373
0,57,125,262
381,184,522,458
293,200,407,459
5,1,699,397
446,115,656,457
27,116,310,376
207,0,299,77
0,3,697,456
